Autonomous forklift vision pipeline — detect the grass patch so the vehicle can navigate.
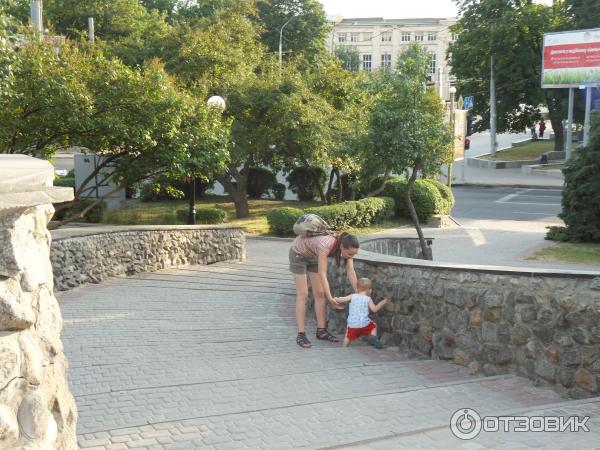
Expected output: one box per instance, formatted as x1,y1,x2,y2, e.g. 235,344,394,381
537,163,564,170
527,242,600,265
103,196,410,236
479,140,555,161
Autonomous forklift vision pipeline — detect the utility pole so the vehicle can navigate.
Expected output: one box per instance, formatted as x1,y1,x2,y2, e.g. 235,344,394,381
583,86,592,147
88,17,95,42
566,88,574,160
489,23,498,158
30,1,43,38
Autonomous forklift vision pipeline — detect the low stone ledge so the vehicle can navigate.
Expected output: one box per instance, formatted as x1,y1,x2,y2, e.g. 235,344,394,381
327,242,600,399
50,225,245,291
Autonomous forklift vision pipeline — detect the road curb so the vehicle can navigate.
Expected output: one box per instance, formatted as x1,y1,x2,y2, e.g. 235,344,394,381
451,182,563,190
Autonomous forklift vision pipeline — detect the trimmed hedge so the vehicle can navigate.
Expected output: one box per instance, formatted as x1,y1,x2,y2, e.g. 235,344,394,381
380,178,446,221
176,207,227,224
267,197,396,234
54,176,75,188
266,207,304,236
247,167,277,199
286,167,327,201
422,178,454,215
271,182,286,200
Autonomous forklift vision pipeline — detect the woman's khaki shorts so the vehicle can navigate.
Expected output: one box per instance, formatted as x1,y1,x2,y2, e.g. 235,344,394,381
289,248,319,274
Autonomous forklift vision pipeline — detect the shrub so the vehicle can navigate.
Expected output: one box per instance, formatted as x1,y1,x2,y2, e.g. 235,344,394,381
271,182,286,200
305,202,359,230
52,198,107,223
176,207,227,225
54,176,75,188
140,176,214,202
267,207,304,235
380,178,444,221
546,125,600,242
247,167,277,199
422,178,454,214
356,197,395,225
286,167,326,201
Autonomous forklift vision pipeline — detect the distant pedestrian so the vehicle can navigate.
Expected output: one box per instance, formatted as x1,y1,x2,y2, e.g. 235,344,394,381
336,278,388,349
531,124,538,140
539,120,546,138
290,214,360,348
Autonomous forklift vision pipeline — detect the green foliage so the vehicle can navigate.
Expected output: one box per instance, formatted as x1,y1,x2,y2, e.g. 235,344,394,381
305,202,358,230
270,182,286,200
266,206,304,235
176,207,227,224
53,199,107,223
246,167,278,199
256,0,329,63
423,178,454,214
547,122,600,242
54,177,75,188
335,46,360,72
366,44,453,181
380,178,447,221
355,197,395,226
286,166,326,201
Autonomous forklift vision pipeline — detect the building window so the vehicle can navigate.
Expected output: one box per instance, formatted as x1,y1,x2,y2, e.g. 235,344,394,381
415,33,424,42
362,54,372,72
362,32,373,42
381,53,391,71
350,32,359,42
402,32,411,42
338,33,347,43
428,32,437,41
381,31,392,42
429,52,436,75
452,33,459,41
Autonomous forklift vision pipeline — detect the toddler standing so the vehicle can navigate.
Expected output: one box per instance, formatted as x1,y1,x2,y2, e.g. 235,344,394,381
336,278,388,348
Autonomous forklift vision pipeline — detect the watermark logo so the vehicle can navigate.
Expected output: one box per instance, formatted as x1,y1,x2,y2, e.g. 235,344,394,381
450,408,590,440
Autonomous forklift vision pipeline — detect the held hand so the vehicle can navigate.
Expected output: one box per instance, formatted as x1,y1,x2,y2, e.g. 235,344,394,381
329,297,345,310
380,298,389,306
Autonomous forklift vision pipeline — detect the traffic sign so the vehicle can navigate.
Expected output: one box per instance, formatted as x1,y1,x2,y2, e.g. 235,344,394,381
457,96,464,110
464,96,474,109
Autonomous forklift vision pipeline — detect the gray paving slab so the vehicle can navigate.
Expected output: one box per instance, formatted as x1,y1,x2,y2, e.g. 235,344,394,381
58,238,600,449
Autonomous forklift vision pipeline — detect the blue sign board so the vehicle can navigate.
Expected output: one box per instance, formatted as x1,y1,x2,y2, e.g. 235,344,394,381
463,96,474,109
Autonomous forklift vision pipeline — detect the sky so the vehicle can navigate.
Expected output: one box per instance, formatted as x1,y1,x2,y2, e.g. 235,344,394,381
318,0,553,20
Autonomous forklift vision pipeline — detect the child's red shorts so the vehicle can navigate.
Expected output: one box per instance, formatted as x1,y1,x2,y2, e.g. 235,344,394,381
346,321,377,341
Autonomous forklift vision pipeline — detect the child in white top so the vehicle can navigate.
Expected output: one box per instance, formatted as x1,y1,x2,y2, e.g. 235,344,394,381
336,278,388,348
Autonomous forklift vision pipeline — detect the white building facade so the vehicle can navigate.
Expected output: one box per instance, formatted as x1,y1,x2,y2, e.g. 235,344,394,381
326,17,458,101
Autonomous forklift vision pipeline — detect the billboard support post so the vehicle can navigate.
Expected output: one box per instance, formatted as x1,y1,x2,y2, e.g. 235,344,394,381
567,88,574,160
584,86,592,147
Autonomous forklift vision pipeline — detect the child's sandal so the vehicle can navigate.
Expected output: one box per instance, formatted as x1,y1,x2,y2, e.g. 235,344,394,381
296,332,312,348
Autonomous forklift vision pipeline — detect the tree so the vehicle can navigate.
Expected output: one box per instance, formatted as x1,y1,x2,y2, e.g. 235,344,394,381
0,41,230,221
334,46,360,72
547,116,600,242
450,0,574,151
256,0,328,63
565,0,600,29
367,44,453,258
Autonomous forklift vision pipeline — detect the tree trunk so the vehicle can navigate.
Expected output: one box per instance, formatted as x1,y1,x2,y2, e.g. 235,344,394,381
365,169,391,198
335,169,343,203
311,169,327,205
405,165,432,261
216,165,250,218
325,168,335,204
550,118,564,151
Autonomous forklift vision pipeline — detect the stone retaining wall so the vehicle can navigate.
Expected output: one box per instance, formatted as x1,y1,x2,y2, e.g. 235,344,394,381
1,155,77,449
51,226,245,291
327,243,600,399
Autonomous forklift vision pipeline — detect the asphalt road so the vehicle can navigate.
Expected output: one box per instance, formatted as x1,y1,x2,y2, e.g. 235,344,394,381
451,186,562,225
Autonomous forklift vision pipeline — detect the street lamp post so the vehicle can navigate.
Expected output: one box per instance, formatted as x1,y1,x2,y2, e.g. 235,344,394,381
447,86,457,188
279,16,295,76
188,96,226,225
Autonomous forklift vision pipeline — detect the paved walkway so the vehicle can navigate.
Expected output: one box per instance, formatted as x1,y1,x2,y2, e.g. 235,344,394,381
57,239,600,449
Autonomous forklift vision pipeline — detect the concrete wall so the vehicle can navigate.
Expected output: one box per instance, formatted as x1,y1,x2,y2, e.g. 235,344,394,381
326,239,600,399
50,226,245,291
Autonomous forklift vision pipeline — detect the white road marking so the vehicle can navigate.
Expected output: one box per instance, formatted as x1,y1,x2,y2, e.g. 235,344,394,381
495,190,530,203
505,201,560,206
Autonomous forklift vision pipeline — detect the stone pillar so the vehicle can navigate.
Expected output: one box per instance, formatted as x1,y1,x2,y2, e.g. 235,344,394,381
0,155,77,449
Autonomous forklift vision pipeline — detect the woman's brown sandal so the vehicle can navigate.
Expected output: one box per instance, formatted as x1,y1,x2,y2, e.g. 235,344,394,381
316,328,339,343
296,332,312,348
